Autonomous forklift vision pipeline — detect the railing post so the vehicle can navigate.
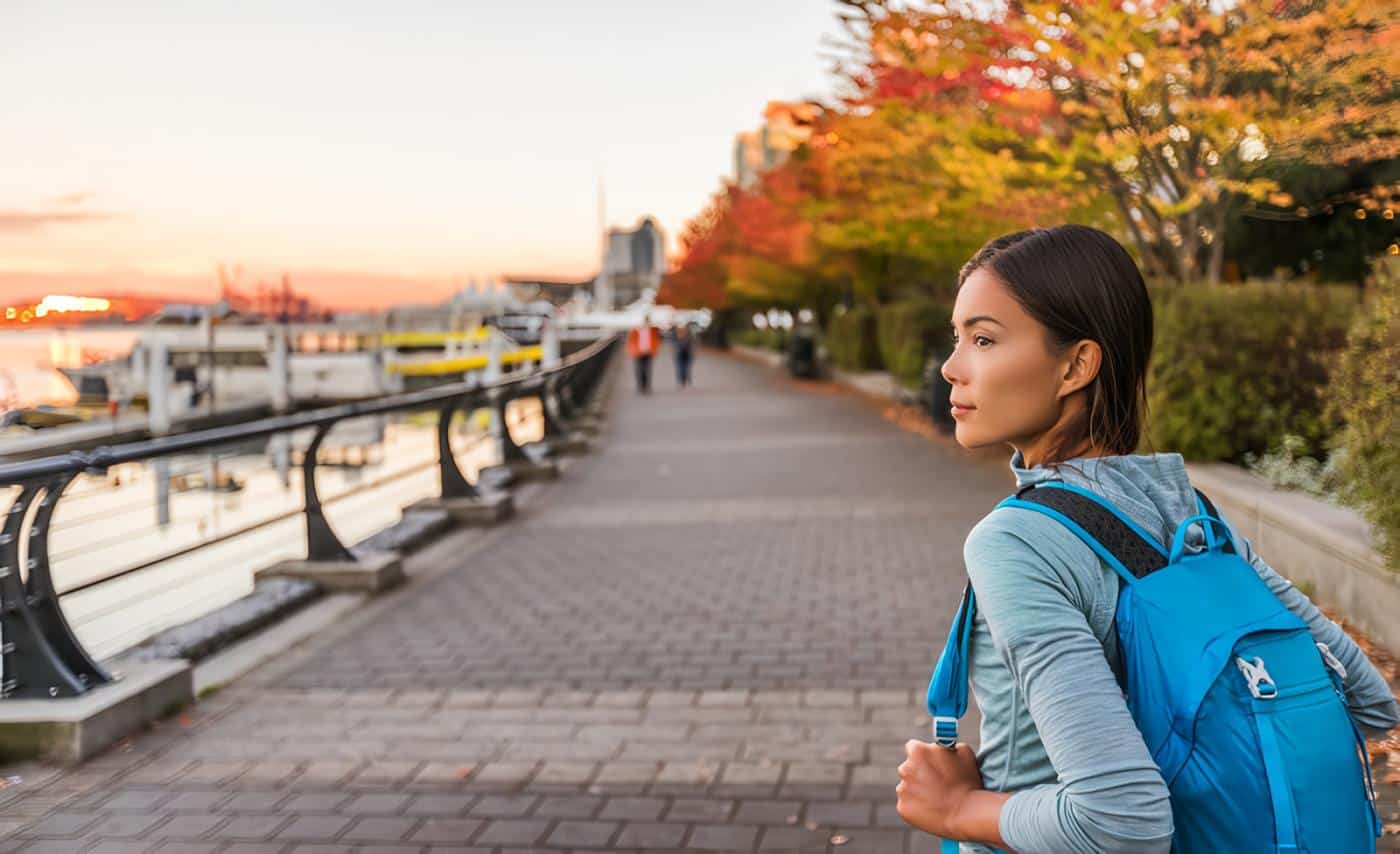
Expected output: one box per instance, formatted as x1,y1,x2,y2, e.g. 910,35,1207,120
436,394,479,500
0,477,109,699
303,422,357,563
540,374,570,440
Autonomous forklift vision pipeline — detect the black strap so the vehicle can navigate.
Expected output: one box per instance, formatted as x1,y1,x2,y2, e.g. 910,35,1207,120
1014,484,1234,579
1015,485,1168,579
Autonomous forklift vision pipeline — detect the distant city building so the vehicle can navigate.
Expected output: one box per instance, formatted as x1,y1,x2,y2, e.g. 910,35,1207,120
595,216,665,310
733,101,818,189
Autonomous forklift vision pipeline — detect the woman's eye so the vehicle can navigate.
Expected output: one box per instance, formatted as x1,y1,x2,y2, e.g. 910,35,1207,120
975,336,993,347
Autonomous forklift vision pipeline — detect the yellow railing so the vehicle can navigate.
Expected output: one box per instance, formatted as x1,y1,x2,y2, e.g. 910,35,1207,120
385,345,544,376
380,328,492,347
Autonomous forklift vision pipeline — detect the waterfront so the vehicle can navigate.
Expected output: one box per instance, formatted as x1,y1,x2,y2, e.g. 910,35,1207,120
5,402,540,661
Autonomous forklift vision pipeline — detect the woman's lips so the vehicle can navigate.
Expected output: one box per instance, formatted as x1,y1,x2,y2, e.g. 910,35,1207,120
951,401,976,418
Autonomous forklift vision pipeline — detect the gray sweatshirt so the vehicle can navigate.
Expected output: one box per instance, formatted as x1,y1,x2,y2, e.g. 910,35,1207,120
961,451,1399,853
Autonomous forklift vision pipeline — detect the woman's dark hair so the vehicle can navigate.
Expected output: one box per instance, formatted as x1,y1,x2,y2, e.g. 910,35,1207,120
958,224,1153,462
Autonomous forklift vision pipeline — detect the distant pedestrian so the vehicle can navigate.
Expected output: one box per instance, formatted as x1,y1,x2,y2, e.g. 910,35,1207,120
626,313,661,394
672,322,695,388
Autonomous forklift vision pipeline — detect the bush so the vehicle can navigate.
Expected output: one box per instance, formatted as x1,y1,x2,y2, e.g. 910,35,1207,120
731,328,787,351
876,297,954,389
826,306,883,371
1328,258,1400,567
1147,281,1357,463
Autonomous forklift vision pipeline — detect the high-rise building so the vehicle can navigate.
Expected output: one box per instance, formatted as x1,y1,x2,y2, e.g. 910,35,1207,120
595,216,665,310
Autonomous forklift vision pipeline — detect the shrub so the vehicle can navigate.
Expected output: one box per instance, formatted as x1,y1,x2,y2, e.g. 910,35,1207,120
1146,282,1357,463
826,306,883,371
876,297,954,389
1328,258,1400,567
732,328,787,351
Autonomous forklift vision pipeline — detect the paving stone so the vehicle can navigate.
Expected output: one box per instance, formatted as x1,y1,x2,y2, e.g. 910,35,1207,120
343,793,412,815
340,816,420,842
472,819,551,845
283,792,354,812
408,818,483,843
686,823,758,850
20,812,101,837
612,822,688,848
275,815,354,840
665,799,733,823
806,800,873,827
468,795,537,818
403,793,474,817
217,814,291,840
545,820,619,847
149,813,228,838
533,795,604,818
732,800,802,825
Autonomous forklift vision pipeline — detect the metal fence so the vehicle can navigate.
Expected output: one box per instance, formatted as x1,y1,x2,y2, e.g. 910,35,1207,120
0,335,618,701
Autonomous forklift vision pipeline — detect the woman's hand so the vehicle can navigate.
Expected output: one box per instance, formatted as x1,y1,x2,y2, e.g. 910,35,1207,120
896,739,985,839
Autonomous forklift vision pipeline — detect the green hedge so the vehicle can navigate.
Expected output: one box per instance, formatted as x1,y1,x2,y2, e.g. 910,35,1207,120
876,298,953,388
1147,282,1358,463
826,306,883,371
731,328,787,352
1328,259,1400,567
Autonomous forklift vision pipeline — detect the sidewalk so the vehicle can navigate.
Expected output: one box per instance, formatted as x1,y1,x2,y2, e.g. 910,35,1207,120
1,350,1392,851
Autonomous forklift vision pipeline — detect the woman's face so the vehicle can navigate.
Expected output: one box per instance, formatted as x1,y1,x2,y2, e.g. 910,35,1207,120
941,268,1069,451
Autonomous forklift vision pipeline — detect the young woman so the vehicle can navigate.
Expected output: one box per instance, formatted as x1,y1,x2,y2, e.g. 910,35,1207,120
894,225,1399,852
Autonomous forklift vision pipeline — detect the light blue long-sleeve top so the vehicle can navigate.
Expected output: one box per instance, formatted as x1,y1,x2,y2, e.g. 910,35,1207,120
961,451,1400,854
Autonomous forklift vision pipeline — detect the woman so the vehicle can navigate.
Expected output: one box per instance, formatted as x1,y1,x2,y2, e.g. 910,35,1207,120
894,225,1399,852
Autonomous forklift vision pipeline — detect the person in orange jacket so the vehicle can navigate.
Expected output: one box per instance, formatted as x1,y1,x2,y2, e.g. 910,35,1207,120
625,313,662,394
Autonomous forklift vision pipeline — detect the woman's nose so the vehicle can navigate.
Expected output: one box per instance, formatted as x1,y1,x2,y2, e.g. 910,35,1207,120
941,347,964,386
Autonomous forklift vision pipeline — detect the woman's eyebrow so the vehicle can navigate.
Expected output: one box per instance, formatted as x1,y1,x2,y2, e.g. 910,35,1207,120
954,315,1005,328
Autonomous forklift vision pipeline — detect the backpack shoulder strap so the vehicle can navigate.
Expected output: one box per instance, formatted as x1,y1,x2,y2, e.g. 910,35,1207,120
999,481,1169,582
925,581,975,747
1191,487,1237,555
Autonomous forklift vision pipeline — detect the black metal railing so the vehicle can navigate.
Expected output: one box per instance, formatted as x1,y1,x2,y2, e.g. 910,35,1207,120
0,335,618,700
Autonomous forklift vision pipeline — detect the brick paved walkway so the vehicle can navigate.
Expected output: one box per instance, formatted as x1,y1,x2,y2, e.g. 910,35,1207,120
2,350,1394,852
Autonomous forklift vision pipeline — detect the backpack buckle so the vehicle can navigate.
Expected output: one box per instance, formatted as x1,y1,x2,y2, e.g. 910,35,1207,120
1236,656,1278,699
932,716,959,748
1316,642,1348,680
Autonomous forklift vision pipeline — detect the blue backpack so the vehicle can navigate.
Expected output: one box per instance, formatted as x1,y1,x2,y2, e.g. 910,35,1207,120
925,482,1382,853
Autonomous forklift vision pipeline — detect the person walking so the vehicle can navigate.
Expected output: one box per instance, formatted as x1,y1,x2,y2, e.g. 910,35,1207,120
672,321,695,388
626,313,661,394
896,225,1399,853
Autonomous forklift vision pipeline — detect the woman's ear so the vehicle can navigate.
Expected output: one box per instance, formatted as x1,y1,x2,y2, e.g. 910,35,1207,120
1057,340,1102,399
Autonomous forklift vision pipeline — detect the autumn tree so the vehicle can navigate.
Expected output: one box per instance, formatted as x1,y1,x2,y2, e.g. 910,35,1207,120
840,0,1400,282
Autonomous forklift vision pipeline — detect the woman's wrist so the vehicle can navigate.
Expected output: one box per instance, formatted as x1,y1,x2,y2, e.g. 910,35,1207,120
948,788,1014,848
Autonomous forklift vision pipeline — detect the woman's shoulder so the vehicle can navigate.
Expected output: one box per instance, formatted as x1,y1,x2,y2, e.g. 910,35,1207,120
964,504,1101,584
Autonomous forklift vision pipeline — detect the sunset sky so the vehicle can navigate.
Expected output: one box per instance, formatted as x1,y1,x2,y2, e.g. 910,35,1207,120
1,2,843,309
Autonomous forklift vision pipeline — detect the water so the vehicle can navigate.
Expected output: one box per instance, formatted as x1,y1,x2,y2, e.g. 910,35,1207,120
2,402,541,662
0,327,138,411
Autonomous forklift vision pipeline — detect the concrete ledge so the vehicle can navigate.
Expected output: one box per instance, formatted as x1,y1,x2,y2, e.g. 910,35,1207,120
1188,463,1399,653
542,434,592,456
129,577,322,663
0,658,192,764
730,344,784,369
405,492,514,525
481,458,560,483
353,509,451,556
829,367,921,405
257,550,404,594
